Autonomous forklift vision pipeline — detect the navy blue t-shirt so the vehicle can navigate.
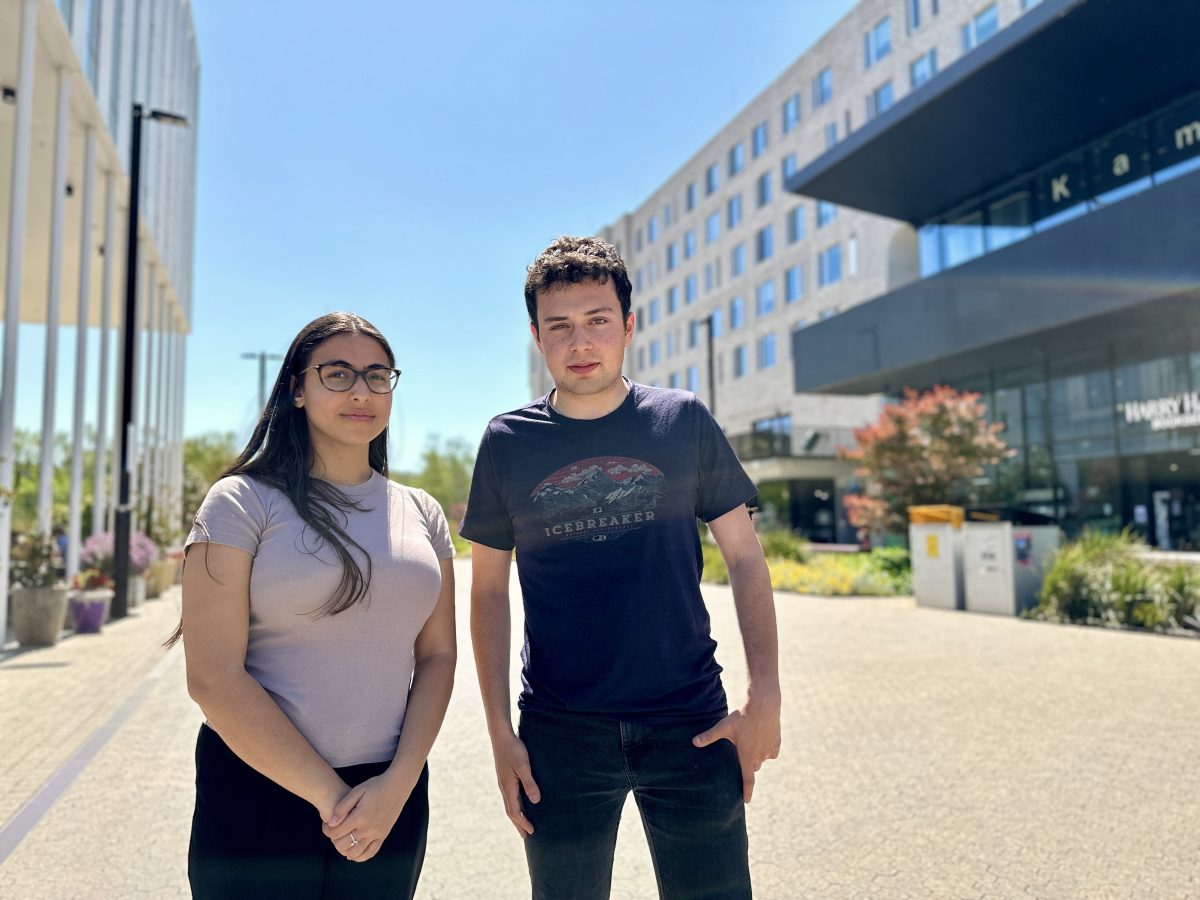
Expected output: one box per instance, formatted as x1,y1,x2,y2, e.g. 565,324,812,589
460,382,757,724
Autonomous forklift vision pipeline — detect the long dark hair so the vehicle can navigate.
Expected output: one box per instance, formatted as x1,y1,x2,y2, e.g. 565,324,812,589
167,312,395,646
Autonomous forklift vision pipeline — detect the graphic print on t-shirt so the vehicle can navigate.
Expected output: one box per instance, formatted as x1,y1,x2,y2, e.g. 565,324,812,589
531,456,666,543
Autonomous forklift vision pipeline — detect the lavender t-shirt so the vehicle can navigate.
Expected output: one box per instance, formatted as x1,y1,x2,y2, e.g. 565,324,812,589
186,472,454,767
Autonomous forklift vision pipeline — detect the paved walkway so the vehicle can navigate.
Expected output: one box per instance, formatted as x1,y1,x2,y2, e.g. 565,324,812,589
1,561,1198,898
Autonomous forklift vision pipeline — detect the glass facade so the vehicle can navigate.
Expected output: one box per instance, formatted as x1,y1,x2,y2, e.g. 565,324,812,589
928,349,1200,546
918,91,1200,276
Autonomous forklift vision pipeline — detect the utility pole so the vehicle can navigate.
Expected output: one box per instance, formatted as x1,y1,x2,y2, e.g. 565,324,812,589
243,351,283,412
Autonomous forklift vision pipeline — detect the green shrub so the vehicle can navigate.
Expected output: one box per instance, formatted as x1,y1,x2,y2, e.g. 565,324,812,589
1034,528,1199,631
758,529,811,564
1164,563,1200,624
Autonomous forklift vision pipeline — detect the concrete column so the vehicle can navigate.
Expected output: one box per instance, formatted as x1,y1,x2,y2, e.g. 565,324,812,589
36,69,72,536
93,171,116,537
0,0,39,639
67,130,97,578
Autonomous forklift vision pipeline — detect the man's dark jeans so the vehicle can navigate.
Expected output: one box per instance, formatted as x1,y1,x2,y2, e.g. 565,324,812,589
518,708,750,900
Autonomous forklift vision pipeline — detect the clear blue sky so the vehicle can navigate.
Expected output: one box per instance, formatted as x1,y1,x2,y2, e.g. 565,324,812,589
19,1,857,473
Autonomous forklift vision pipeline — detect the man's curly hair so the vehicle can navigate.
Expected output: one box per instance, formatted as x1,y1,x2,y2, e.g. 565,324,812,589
524,236,633,333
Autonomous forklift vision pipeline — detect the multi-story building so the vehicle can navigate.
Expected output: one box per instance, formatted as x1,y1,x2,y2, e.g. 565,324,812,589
531,0,1042,542
789,0,1200,547
1,0,199,634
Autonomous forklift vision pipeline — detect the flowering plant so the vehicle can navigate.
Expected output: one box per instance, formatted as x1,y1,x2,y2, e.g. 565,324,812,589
8,533,63,589
71,568,115,591
80,531,160,575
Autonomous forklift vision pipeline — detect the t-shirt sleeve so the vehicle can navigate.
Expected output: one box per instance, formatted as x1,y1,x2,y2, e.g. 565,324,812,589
459,425,516,552
418,490,456,560
693,397,759,522
185,475,268,556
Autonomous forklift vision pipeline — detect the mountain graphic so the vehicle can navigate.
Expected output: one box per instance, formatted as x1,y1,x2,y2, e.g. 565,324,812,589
533,458,666,524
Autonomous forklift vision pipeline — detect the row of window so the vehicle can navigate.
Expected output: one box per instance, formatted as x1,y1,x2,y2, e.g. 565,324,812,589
639,242,848,341
632,3,1020,264
638,194,839,291
640,223,853,314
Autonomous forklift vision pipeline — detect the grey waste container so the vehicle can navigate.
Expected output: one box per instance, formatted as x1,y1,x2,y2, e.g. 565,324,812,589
962,522,1063,615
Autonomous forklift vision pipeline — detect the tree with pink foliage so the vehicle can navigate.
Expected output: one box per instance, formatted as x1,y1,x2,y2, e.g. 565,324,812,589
840,386,1013,537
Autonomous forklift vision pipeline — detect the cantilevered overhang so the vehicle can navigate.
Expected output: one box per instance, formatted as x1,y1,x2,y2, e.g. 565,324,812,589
784,0,1200,225
791,167,1200,395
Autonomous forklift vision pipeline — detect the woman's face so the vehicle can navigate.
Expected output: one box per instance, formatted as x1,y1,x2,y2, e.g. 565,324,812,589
294,332,394,460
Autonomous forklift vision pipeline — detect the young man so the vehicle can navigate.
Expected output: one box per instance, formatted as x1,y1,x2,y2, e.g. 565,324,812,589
461,236,781,900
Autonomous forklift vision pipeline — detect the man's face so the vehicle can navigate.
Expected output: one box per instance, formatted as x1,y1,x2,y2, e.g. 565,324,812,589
532,279,634,402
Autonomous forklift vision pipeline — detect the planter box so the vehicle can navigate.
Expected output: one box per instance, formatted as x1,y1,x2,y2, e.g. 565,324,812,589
69,589,114,633
11,586,70,647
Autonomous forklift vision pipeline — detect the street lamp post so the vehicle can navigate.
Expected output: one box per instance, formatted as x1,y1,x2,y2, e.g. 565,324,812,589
701,312,717,417
112,103,187,620
243,351,283,412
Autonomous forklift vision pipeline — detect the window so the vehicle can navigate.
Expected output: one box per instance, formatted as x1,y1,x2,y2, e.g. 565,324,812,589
1022,0,1043,8
782,93,801,133
756,279,775,316
687,365,700,394
752,121,768,158
685,275,697,305
637,346,645,371
730,296,745,329
650,339,661,366
787,206,805,243
649,298,660,324
727,194,743,229
757,333,777,370
866,81,894,120
689,319,701,348
731,243,746,276
728,143,744,176
733,344,748,378
710,308,723,337
906,0,920,32
648,216,658,243
756,172,772,208
962,4,998,52
683,229,696,259
781,153,797,182
635,229,643,252
864,17,892,68
663,203,673,229
686,181,697,211
785,265,804,302
666,331,676,358
667,285,679,314
668,372,680,389
910,49,938,89
706,163,719,195
666,243,679,271
818,244,842,287
704,262,715,292
812,66,833,108
635,269,644,294
817,200,837,227
820,307,837,321
755,226,773,262
825,121,838,149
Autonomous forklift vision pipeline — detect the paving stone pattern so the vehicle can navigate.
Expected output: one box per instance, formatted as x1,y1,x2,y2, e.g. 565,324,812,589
2,562,1198,898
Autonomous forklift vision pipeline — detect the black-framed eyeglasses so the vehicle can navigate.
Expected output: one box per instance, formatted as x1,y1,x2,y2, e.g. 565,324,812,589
299,363,402,394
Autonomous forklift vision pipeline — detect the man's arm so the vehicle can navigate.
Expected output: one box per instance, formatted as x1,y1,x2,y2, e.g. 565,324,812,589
470,542,541,836
692,505,782,802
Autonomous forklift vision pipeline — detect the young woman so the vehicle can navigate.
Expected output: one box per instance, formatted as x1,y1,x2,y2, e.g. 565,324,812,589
178,312,455,898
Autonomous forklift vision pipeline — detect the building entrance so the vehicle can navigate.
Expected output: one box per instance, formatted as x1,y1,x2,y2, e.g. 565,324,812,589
1122,451,1200,550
